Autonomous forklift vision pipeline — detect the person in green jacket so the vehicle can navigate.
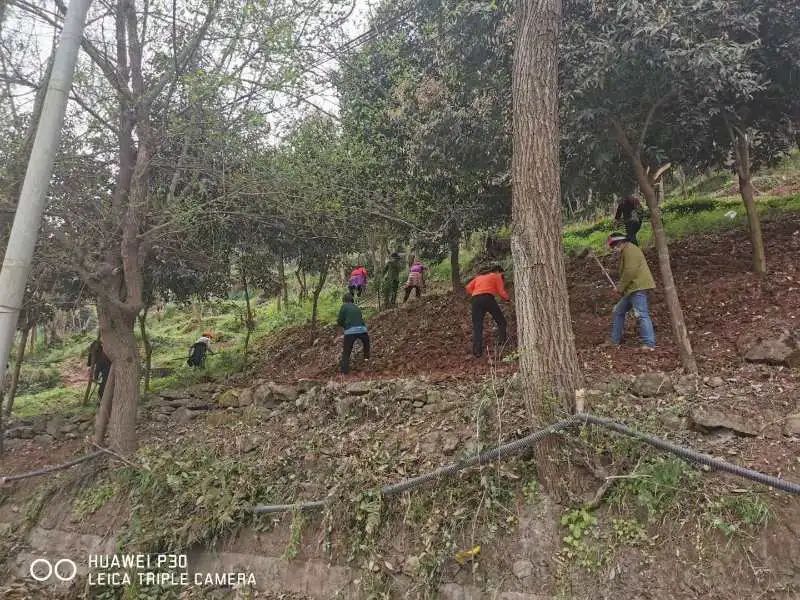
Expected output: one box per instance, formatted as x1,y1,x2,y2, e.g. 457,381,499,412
337,293,370,373
382,252,403,307
607,233,656,349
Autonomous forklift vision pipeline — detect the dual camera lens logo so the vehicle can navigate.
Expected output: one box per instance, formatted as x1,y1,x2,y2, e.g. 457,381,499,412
29,558,78,582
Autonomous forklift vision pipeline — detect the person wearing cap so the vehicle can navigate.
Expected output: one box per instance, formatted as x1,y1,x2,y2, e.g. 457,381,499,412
614,196,644,245
337,293,370,374
607,233,656,350
465,265,510,358
382,252,403,307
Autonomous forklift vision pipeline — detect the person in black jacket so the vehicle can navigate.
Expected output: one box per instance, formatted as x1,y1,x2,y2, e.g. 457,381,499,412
87,339,111,399
187,333,214,369
614,195,643,245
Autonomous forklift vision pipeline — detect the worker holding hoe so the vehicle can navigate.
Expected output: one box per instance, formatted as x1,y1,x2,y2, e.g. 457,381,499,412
382,252,403,307
606,233,656,350
187,332,215,368
465,264,509,358
337,292,370,374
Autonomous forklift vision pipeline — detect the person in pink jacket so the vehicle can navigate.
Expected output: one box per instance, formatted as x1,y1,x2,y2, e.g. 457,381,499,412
348,265,368,298
403,259,426,302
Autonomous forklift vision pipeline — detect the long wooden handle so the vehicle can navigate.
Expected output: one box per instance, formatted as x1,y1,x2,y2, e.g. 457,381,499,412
592,255,617,290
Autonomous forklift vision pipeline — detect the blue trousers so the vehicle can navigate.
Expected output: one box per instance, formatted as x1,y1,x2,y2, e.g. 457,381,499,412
611,290,655,348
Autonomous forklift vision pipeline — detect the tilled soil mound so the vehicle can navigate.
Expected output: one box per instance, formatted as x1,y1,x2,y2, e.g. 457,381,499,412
257,216,800,383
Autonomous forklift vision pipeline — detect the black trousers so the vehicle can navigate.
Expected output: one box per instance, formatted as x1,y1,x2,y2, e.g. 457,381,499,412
341,332,370,374
471,294,507,357
625,220,641,245
348,284,365,298
403,285,421,302
96,364,111,399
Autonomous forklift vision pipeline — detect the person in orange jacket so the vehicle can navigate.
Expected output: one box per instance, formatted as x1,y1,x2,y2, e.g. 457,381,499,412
465,265,509,357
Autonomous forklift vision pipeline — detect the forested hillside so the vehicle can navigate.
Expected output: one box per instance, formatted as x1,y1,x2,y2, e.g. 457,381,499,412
0,0,799,598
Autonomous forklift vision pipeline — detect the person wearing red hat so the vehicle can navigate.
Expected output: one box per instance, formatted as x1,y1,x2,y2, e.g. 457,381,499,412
607,233,656,350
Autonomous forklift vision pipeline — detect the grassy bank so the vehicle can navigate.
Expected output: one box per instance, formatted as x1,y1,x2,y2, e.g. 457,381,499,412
563,194,800,254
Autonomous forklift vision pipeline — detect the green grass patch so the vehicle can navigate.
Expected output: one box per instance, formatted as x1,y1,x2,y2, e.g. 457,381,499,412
563,193,800,254
610,456,701,520
704,491,771,537
12,386,83,419
427,244,481,284
73,481,118,518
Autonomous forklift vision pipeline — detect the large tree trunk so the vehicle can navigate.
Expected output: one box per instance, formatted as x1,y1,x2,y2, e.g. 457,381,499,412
94,365,115,445
511,0,583,494
612,121,697,374
449,230,461,293
642,179,697,373
138,307,152,393
96,299,140,454
3,325,30,416
732,132,766,275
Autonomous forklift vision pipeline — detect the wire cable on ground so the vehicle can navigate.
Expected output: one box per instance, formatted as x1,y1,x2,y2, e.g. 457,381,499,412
252,416,582,514
3,414,799,502
0,450,104,485
251,412,800,513
576,413,800,494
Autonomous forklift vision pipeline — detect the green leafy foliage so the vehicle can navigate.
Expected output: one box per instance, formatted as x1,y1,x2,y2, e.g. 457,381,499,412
116,444,277,552
611,457,700,519
560,508,604,570
73,482,118,518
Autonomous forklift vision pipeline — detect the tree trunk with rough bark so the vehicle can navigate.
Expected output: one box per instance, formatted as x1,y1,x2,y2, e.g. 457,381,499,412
138,307,152,393
96,297,140,454
612,121,697,374
310,262,329,334
449,231,461,293
511,0,583,494
94,366,115,445
3,325,30,416
731,131,766,275
296,269,308,300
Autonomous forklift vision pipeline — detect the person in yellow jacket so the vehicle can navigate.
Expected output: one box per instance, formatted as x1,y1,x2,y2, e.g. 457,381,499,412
607,233,656,350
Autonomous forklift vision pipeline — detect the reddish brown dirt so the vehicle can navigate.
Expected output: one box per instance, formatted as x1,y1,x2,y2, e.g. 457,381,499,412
256,293,518,383
59,357,90,389
257,215,800,383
